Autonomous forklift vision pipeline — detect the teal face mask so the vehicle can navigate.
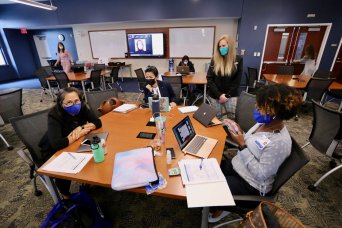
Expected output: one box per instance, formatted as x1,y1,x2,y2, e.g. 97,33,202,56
219,47,229,56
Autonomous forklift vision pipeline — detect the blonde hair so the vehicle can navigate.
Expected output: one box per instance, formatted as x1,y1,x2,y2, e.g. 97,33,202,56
213,35,237,76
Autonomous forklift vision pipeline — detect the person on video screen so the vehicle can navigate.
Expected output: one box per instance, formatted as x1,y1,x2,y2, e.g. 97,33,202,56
135,39,146,54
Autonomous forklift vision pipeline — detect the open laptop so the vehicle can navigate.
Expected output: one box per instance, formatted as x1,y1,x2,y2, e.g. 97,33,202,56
172,116,218,158
148,97,170,112
176,66,190,75
193,103,222,127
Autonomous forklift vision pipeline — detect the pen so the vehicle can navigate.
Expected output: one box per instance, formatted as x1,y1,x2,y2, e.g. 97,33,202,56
68,152,76,160
184,164,190,182
199,158,204,170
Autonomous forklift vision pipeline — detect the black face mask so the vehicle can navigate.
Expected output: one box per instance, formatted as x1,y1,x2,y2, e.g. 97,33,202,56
146,79,155,86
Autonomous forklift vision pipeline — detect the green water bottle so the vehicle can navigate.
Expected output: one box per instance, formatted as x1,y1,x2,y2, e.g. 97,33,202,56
91,136,104,163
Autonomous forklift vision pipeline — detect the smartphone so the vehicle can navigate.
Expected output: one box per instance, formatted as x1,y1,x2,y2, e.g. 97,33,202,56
137,132,156,139
81,139,91,146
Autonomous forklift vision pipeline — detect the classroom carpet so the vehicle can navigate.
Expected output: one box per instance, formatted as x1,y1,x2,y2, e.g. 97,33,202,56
0,89,341,227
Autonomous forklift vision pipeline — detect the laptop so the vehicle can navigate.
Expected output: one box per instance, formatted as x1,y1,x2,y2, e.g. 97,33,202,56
176,66,190,75
193,103,222,127
172,116,218,158
148,97,170,112
73,65,84,73
77,132,108,152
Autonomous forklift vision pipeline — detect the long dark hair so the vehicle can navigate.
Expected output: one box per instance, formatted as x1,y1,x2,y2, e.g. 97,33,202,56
57,42,65,53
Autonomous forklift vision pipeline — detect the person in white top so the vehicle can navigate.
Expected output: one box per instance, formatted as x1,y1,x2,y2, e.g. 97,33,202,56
294,44,316,76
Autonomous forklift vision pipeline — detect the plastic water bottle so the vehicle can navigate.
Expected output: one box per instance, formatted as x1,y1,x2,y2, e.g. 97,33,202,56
168,58,174,72
152,94,160,118
91,136,104,163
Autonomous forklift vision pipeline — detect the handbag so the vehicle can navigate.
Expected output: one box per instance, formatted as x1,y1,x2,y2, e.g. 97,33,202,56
239,201,305,228
97,97,124,115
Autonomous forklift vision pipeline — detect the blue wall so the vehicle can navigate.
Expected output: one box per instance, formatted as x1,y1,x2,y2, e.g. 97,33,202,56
0,31,17,81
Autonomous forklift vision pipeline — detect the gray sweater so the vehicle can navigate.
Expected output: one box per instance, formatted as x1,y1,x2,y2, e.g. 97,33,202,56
232,123,291,195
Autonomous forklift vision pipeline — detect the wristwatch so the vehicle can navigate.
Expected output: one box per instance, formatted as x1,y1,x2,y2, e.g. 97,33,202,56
81,125,84,130
238,144,247,150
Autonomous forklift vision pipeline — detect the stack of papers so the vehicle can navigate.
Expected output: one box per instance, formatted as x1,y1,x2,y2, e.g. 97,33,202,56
178,158,235,208
42,152,93,174
113,104,138,113
178,106,199,114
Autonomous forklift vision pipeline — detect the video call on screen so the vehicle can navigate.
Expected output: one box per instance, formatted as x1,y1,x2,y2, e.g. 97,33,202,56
178,120,193,143
127,33,164,56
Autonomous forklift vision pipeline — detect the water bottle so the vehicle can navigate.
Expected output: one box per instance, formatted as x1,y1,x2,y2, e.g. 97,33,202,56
166,149,172,165
168,58,174,72
91,136,104,163
151,94,160,118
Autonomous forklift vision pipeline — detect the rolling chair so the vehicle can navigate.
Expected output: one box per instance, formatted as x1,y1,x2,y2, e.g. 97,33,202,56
0,89,24,150
243,67,265,94
88,69,103,91
135,68,147,102
35,67,58,102
276,65,294,75
302,100,342,191
302,77,333,103
161,75,187,105
53,71,70,90
93,63,105,71
106,66,123,92
211,137,310,227
85,89,119,118
10,109,59,203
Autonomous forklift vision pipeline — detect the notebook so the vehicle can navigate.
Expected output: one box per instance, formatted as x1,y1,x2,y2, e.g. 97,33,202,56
113,104,138,113
172,116,218,158
76,132,108,152
148,97,170,112
193,103,222,127
176,66,190,75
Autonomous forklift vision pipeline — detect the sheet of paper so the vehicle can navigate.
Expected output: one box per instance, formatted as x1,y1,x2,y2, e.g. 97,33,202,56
186,181,235,208
178,106,199,114
113,104,137,113
42,152,93,174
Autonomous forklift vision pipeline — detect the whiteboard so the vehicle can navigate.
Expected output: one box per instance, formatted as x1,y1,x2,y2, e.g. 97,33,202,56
89,30,127,58
170,27,215,58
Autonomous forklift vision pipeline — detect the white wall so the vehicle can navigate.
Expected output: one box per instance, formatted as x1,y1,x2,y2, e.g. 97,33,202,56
72,18,238,77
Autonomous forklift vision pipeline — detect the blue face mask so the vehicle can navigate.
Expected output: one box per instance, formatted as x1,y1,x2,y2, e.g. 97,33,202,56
253,109,273,124
63,103,81,115
219,47,229,56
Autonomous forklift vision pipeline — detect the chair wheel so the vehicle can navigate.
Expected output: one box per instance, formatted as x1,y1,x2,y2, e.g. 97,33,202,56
34,190,43,196
7,146,14,151
40,100,43,102
308,185,316,191
329,160,337,168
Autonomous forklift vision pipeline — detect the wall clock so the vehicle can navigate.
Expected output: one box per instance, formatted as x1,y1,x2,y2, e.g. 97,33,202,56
58,34,65,41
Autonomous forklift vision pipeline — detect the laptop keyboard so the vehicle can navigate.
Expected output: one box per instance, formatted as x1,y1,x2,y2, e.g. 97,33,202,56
186,136,207,154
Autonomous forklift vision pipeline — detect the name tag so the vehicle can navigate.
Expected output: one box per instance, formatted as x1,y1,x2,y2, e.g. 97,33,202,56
254,135,271,150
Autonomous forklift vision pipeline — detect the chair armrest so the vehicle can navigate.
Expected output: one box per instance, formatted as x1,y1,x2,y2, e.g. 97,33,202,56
17,148,34,166
233,195,275,202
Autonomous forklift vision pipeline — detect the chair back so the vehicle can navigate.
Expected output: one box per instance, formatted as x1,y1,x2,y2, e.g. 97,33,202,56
110,66,120,82
135,68,146,91
313,69,330,78
304,77,333,102
35,67,49,89
0,89,23,123
93,64,105,70
53,71,69,89
10,109,49,167
276,65,294,75
235,91,256,132
162,75,182,101
90,69,102,89
269,137,310,196
247,67,258,88
85,89,118,117
309,100,341,155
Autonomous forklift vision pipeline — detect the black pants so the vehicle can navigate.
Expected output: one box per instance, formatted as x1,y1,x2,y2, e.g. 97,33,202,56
55,178,71,196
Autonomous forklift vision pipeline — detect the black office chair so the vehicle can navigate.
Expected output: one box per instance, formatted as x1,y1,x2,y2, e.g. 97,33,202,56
243,67,265,94
106,66,123,92
303,77,334,104
302,100,342,191
162,75,187,105
213,138,310,227
323,89,342,112
134,68,146,92
35,67,58,102
85,89,119,118
10,109,59,203
313,69,331,78
276,65,294,75
88,69,103,91
53,71,70,89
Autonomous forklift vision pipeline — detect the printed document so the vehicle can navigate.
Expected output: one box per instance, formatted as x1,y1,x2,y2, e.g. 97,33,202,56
178,106,199,114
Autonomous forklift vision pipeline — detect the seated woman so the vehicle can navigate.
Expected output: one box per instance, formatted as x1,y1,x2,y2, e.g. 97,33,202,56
143,65,177,108
178,55,195,72
39,87,102,198
209,84,302,223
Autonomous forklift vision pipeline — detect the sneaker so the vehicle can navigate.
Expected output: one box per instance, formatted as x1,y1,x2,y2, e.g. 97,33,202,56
208,211,231,223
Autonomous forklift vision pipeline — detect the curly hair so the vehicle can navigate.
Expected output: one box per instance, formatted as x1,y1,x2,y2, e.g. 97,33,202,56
256,84,302,120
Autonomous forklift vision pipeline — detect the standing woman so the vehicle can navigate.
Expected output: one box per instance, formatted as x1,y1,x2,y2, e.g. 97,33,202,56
207,35,243,118
55,42,74,73
294,44,316,76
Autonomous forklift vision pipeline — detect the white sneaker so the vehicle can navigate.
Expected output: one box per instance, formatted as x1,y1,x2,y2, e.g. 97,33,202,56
208,211,231,223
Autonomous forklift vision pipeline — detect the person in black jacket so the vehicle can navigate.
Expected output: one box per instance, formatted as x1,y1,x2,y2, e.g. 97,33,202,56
143,65,177,107
207,34,243,118
39,87,102,198
178,55,195,72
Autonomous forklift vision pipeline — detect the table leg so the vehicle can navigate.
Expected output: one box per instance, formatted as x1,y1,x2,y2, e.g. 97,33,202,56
81,81,87,102
201,207,209,228
203,84,207,103
120,66,124,82
46,79,55,101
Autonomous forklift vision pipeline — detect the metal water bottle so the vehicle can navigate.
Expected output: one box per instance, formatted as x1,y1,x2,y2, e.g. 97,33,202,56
91,136,104,163
152,94,160,118
168,58,174,72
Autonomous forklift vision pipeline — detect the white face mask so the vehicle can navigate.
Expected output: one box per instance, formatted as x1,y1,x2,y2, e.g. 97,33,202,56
183,60,188,65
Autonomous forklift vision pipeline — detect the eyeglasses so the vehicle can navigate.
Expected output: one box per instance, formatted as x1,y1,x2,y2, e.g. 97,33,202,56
63,99,81,107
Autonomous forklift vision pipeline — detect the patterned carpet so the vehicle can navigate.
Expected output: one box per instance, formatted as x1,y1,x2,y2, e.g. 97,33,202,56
0,89,341,227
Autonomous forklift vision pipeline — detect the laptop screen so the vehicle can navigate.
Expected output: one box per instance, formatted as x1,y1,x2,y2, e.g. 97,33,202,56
172,116,196,149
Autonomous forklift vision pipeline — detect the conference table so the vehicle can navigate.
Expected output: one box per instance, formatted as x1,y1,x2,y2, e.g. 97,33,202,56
37,107,227,227
163,72,208,103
